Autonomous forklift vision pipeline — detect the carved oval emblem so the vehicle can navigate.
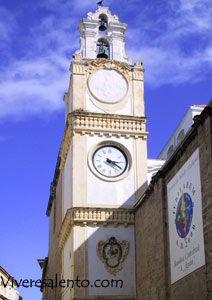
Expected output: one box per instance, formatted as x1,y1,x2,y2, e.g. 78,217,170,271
97,237,129,275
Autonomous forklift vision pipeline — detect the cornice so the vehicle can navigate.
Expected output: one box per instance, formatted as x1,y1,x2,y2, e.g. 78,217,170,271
59,111,148,170
37,257,48,291
46,157,61,216
70,58,144,81
70,112,147,136
58,207,135,250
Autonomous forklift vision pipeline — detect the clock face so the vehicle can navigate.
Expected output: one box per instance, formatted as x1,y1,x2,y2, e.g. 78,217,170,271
92,145,128,178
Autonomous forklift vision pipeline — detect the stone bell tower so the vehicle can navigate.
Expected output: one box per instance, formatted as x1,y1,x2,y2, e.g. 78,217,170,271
43,6,148,300
75,6,131,63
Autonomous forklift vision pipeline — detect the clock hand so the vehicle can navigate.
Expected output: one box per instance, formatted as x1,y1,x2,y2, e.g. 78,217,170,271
106,158,122,170
112,162,122,170
106,158,112,164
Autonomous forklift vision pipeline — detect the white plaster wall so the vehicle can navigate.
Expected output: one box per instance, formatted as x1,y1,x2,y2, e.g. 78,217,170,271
63,233,72,300
87,224,136,296
0,273,20,300
86,92,105,113
68,91,72,113
157,106,204,160
147,159,165,183
112,40,124,62
157,109,193,160
86,92,132,115
87,136,135,207
63,146,71,216
116,96,132,115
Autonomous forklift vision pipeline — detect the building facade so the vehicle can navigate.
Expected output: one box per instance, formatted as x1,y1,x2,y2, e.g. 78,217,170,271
157,105,205,160
39,6,212,300
0,266,22,300
135,101,212,300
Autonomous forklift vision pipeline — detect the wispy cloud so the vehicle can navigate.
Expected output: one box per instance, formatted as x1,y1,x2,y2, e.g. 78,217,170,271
0,55,70,118
0,2,76,119
126,0,212,86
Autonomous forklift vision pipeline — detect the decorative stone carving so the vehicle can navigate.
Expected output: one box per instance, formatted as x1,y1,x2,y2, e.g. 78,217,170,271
96,237,129,275
58,208,134,250
85,59,132,80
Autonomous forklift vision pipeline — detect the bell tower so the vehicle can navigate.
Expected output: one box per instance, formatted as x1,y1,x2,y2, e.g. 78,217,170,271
75,6,131,63
44,6,148,300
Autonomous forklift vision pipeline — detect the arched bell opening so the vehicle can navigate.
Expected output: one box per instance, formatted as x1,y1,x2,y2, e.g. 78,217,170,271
97,38,109,59
98,14,108,32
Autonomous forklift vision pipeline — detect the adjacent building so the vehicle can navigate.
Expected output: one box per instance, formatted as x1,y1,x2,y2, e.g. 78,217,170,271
0,266,22,300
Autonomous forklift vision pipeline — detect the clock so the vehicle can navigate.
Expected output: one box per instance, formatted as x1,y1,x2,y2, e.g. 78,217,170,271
91,144,129,180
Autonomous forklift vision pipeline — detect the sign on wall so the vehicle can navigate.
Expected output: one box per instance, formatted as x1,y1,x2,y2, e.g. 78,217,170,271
167,148,205,284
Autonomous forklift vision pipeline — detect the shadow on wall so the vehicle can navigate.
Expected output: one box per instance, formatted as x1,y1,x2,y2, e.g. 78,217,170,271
60,182,148,300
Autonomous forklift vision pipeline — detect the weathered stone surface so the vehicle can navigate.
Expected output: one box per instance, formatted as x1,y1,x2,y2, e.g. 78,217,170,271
135,104,212,300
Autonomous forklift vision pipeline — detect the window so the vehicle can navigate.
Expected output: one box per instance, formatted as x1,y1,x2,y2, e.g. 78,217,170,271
167,145,174,159
177,129,184,145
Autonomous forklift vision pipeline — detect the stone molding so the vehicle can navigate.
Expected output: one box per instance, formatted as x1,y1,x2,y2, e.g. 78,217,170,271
70,59,144,81
71,63,85,75
59,112,147,170
72,114,147,136
85,60,132,80
46,157,61,216
58,207,135,250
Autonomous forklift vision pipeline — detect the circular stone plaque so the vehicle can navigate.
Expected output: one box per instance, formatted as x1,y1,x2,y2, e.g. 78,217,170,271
88,69,128,103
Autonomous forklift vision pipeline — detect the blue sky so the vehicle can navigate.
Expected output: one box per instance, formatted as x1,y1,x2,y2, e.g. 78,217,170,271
0,0,212,299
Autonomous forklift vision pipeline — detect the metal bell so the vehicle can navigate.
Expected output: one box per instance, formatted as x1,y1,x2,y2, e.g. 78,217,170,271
99,19,106,31
97,44,108,59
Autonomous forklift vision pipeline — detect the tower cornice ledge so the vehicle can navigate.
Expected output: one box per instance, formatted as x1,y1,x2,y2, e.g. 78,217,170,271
71,58,144,74
59,112,148,170
58,207,135,250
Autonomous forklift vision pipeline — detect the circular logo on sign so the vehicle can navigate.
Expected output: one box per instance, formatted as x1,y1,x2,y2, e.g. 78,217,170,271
175,192,194,239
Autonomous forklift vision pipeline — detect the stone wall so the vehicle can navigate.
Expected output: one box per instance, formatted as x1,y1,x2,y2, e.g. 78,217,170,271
43,171,63,300
135,101,212,300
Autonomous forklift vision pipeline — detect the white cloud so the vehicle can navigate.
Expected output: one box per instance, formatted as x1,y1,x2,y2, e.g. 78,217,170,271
0,55,70,118
126,0,212,86
0,4,75,119
0,0,212,119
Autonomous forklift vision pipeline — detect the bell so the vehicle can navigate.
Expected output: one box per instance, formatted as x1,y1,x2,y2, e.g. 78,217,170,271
97,44,108,59
99,19,106,31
